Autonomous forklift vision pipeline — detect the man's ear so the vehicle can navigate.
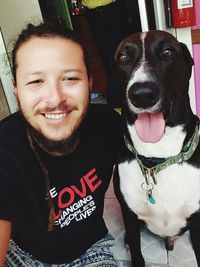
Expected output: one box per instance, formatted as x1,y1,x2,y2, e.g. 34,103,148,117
12,80,17,96
89,76,93,92
12,80,20,107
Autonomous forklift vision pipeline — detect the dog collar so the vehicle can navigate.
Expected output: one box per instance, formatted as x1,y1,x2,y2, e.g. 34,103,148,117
124,123,200,204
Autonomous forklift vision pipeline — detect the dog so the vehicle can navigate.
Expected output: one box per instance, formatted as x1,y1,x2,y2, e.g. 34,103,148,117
113,30,200,267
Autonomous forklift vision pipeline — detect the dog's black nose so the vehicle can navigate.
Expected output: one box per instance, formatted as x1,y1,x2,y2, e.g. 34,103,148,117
128,83,160,109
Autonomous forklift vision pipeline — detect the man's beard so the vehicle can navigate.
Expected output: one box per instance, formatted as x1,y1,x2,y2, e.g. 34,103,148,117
20,110,82,156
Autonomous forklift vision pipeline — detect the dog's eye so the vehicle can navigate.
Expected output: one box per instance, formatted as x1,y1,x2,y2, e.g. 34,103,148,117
162,49,174,58
119,54,129,62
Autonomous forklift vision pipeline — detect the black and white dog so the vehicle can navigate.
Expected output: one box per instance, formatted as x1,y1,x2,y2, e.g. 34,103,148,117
114,30,200,266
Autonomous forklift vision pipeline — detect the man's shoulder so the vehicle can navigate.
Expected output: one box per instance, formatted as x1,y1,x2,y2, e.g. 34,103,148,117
0,112,23,146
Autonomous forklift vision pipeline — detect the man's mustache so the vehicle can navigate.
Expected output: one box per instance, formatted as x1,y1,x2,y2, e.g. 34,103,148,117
36,103,76,114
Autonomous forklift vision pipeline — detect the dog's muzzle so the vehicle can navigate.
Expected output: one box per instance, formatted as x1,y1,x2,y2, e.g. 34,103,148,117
128,82,160,109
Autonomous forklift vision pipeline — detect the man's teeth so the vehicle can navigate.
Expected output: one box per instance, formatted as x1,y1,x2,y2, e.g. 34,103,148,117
44,113,66,119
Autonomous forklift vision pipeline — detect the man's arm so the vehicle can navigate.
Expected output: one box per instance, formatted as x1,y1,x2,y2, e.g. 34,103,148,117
0,220,11,267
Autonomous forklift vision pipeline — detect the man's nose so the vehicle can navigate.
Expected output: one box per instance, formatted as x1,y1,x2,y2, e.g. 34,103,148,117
44,81,65,106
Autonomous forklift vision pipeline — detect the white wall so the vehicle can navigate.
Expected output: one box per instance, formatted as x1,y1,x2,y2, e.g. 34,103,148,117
0,0,43,46
0,0,43,113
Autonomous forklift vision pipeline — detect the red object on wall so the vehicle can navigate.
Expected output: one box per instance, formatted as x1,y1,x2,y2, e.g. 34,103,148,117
171,0,196,28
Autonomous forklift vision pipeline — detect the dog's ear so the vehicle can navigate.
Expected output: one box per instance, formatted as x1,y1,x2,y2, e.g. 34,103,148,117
180,42,194,68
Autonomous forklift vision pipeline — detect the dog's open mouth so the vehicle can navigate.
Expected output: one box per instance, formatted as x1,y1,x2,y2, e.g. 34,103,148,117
135,112,165,143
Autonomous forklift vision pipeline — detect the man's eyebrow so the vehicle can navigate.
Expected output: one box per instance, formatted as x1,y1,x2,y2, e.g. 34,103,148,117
23,71,43,78
24,69,83,77
62,69,82,73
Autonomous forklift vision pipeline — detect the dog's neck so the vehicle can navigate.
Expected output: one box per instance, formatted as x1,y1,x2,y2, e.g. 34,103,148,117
125,122,199,165
127,123,186,158
126,117,199,158
123,121,199,205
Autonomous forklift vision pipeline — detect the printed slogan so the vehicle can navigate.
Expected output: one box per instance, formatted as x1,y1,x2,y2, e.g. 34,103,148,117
49,168,102,228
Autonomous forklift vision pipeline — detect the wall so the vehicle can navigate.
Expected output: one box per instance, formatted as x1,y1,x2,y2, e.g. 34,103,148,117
0,0,42,46
192,0,200,117
193,0,200,30
193,44,200,117
0,79,10,120
0,0,43,113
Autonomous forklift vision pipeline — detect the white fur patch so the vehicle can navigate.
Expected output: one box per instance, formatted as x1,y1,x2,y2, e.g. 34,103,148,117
127,32,149,88
126,32,161,114
127,123,186,158
119,159,200,237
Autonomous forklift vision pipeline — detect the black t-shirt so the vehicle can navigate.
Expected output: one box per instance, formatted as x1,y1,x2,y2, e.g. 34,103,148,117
0,104,122,264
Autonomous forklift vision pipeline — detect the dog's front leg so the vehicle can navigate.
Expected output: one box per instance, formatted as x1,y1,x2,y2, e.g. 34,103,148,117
190,213,200,266
113,167,145,266
121,203,145,267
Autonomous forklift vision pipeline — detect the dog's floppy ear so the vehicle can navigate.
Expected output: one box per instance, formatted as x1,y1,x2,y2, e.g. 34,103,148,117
179,42,194,68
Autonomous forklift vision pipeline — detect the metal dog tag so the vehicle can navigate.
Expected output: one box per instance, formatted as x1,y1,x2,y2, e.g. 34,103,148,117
142,182,156,205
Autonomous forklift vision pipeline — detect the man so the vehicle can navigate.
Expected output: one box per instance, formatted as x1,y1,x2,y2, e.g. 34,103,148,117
0,22,121,266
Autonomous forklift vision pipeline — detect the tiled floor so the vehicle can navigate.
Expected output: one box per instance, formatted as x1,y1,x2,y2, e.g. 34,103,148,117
103,179,198,267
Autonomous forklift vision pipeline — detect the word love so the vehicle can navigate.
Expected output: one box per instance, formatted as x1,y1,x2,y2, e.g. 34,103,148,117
50,168,102,210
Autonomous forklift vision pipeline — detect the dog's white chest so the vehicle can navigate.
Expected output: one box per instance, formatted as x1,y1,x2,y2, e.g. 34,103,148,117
118,160,200,237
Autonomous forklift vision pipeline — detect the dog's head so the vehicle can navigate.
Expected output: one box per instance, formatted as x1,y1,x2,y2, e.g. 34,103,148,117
115,30,194,143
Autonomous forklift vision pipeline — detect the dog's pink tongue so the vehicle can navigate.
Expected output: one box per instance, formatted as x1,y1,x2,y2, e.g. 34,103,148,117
135,113,165,143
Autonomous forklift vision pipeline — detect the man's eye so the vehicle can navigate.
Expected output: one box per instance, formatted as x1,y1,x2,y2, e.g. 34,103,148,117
63,77,80,81
27,79,42,85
